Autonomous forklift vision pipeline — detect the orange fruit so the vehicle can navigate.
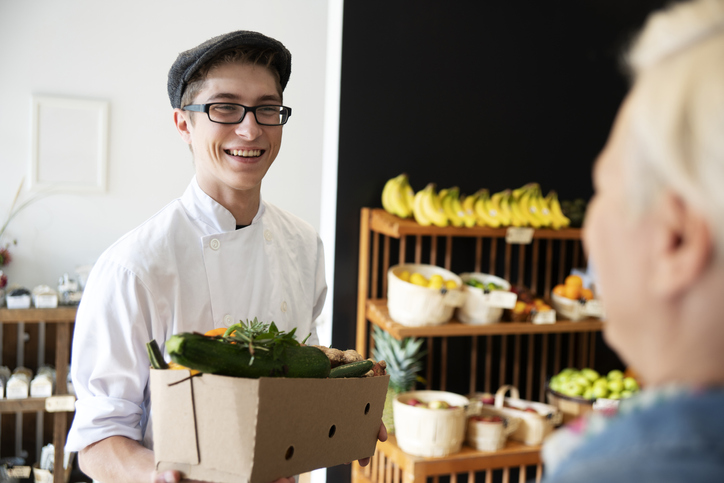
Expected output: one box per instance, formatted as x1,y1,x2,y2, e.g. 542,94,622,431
580,288,594,301
565,275,583,288
205,327,228,337
563,284,581,300
552,284,567,297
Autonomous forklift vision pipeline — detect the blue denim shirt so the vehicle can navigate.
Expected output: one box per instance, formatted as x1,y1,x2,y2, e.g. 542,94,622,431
541,388,724,483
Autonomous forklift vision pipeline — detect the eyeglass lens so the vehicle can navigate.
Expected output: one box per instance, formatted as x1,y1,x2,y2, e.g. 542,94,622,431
208,104,288,125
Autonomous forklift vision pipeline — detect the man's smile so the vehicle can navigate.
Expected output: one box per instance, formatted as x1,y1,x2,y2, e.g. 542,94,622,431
225,149,263,158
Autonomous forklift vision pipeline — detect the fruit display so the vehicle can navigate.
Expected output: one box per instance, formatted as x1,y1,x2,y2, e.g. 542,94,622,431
548,367,641,401
397,269,459,290
550,274,604,321
148,318,387,380
465,278,505,291
552,274,594,302
380,174,574,230
508,285,554,322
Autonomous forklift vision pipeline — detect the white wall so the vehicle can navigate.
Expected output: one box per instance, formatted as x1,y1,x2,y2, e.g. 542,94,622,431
0,0,335,337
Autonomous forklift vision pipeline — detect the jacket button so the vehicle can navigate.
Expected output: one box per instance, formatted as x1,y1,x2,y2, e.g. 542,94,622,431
210,239,221,250
264,230,273,242
281,301,288,312
223,314,233,326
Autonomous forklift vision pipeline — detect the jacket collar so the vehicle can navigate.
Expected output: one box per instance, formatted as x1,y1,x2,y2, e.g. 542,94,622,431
181,176,265,232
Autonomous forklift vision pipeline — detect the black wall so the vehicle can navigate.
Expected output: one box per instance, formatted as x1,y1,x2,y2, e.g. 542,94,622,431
329,1,669,480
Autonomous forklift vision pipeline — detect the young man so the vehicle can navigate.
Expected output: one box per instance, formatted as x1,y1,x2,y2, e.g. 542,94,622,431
66,31,383,483
541,1,724,481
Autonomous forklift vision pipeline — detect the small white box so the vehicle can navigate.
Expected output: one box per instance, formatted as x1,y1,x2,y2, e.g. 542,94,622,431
6,294,31,309
33,294,58,309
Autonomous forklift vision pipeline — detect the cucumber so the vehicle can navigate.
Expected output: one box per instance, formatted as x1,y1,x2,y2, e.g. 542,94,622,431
165,333,331,378
329,360,375,378
146,339,169,369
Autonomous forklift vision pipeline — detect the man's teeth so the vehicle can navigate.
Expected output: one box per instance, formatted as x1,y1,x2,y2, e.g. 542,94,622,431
228,149,261,157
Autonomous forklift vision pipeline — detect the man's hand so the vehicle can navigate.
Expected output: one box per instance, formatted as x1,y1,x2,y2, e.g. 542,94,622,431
357,422,388,467
154,470,294,483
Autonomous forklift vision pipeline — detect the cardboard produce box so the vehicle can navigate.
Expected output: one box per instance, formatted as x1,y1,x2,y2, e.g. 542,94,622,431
151,369,389,483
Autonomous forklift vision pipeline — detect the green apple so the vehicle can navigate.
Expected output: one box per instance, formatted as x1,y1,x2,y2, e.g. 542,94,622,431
607,392,622,400
620,390,634,399
591,384,609,399
582,387,594,400
607,369,624,381
623,377,640,392
428,400,450,409
608,379,625,393
562,381,584,397
581,368,600,382
574,375,591,388
593,377,609,389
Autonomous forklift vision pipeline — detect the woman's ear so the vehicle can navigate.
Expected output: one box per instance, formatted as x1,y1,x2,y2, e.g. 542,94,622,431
649,190,713,298
173,108,193,145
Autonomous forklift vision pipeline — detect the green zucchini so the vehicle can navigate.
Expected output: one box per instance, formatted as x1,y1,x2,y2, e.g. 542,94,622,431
147,339,169,369
165,333,331,378
329,360,375,378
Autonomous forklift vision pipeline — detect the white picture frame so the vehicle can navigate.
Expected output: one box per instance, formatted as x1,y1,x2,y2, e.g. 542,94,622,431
30,95,109,193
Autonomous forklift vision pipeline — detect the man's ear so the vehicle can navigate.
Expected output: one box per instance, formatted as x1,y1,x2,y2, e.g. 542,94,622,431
173,109,193,144
649,190,713,297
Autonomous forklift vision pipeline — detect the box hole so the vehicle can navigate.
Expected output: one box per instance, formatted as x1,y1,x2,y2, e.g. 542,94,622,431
285,446,294,460
364,403,371,415
328,425,336,438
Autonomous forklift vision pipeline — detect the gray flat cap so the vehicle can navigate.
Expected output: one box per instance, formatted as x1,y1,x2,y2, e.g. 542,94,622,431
167,30,292,108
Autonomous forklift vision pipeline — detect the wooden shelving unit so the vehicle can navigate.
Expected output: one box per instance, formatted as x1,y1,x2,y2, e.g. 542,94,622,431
354,208,603,483
0,306,77,483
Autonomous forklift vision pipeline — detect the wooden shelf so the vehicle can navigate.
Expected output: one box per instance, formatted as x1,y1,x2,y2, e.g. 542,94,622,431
367,299,603,339
0,307,78,323
0,398,47,413
353,435,541,481
369,208,582,240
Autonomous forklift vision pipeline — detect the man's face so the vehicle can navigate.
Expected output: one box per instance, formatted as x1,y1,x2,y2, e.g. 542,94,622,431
583,95,657,362
178,62,283,200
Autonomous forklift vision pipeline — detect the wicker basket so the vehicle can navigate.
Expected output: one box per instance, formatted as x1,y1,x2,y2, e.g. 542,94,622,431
387,264,465,327
545,386,594,424
466,407,521,452
551,293,605,321
470,386,562,446
393,390,471,457
456,273,515,325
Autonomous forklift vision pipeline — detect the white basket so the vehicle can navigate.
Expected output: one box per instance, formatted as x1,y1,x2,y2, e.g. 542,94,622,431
470,386,563,446
466,408,521,452
393,390,471,457
387,264,465,327
456,273,514,325
551,293,604,321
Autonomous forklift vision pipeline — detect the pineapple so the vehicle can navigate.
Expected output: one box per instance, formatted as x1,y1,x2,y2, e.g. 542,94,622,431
371,326,426,433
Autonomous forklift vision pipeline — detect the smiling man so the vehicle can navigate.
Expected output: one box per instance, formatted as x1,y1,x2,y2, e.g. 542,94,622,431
63,31,374,483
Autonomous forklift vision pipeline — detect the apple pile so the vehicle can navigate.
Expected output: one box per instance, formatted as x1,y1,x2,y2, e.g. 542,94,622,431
549,367,640,401
405,398,456,409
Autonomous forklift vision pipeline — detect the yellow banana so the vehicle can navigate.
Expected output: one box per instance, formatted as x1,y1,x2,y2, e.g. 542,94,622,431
474,190,502,228
394,174,415,218
442,187,465,227
460,193,478,228
531,186,553,227
381,173,410,218
508,195,529,227
545,190,571,229
413,188,432,226
497,190,514,227
519,187,543,228
421,183,449,227
381,175,398,215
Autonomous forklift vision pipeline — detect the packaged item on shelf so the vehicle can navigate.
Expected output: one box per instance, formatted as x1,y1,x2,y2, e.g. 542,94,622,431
466,408,521,452
30,367,56,398
33,444,73,483
31,285,58,309
6,288,31,309
472,385,562,446
457,273,516,325
387,264,465,327
57,273,82,306
392,390,470,457
6,367,33,399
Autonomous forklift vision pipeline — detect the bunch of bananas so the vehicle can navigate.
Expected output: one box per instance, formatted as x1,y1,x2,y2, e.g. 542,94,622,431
380,175,572,230
381,173,415,218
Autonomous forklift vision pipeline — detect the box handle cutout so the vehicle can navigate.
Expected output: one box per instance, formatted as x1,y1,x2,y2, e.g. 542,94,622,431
364,403,371,415
285,446,294,460
328,425,336,438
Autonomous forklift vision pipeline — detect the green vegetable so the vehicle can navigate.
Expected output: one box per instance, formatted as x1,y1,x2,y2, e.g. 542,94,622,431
329,360,375,378
165,320,330,378
146,339,169,369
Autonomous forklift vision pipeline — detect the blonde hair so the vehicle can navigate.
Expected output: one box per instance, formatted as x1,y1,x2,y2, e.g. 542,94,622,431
623,0,724,250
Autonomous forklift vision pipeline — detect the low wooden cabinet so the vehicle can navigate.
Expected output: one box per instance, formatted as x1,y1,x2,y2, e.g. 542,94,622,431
354,208,603,482
0,307,77,483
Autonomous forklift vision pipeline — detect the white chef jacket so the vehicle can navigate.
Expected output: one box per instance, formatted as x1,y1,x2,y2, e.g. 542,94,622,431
65,177,326,452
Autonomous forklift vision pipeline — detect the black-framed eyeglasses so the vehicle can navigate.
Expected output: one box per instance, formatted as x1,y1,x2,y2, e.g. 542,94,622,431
183,103,292,126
